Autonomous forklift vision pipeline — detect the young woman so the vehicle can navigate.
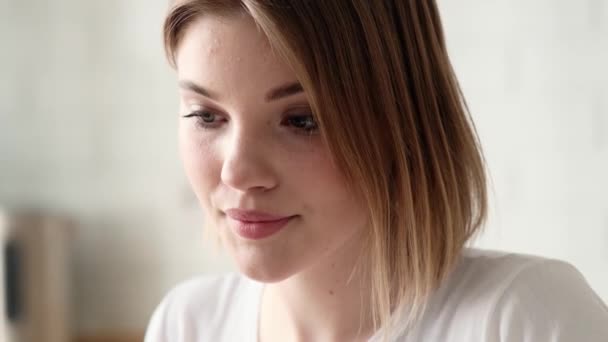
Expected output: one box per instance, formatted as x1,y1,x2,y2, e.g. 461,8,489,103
145,1,608,341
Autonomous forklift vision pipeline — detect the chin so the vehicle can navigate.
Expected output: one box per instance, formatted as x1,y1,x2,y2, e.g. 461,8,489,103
218,222,304,283
232,249,298,283
223,242,300,283
239,265,291,283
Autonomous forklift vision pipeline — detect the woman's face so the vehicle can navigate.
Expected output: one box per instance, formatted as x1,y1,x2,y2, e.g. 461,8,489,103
175,14,368,282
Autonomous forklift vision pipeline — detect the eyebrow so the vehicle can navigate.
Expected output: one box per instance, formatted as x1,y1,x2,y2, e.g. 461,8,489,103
178,80,304,102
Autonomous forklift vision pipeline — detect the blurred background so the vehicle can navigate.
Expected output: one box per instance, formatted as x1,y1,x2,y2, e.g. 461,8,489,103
0,0,606,341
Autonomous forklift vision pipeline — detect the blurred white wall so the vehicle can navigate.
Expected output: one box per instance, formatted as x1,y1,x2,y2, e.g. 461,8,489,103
0,0,606,336
438,0,608,305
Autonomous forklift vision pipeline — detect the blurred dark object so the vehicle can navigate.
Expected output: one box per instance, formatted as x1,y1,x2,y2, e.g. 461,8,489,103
5,240,22,321
1,209,74,342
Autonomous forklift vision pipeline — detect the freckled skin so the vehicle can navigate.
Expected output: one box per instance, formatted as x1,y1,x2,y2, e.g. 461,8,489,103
175,15,369,283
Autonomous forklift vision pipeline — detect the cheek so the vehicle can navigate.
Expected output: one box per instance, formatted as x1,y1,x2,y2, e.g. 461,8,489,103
292,149,365,218
289,152,368,258
298,150,344,194
179,128,220,202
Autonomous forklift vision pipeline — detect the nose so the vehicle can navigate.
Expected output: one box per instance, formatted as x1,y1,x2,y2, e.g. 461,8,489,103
220,126,278,192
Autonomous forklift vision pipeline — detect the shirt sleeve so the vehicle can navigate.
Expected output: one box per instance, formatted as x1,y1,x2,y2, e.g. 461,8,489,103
144,292,172,342
143,284,196,342
143,276,230,342
487,259,608,342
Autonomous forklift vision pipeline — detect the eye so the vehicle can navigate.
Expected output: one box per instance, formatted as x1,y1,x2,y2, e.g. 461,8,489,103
182,110,222,129
283,114,319,135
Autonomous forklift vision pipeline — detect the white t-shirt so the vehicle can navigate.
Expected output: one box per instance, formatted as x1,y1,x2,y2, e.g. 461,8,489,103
144,248,608,341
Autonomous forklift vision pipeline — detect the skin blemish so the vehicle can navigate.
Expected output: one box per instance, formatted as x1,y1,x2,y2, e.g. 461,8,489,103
207,37,221,56
207,46,219,55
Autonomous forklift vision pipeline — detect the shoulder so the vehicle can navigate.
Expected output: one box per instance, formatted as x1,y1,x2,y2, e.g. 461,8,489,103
144,273,262,342
481,251,608,341
429,248,608,341
402,248,608,341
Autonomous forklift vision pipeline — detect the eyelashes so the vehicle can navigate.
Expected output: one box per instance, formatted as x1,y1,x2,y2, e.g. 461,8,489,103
182,110,221,127
283,114,318,134
181,109,319,135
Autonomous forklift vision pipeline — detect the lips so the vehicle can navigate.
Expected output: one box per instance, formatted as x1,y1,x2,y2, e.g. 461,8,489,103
224,209,295,240
225,208,293,222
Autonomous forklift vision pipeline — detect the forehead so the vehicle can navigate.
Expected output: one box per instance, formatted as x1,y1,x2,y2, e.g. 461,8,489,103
175,14,298,103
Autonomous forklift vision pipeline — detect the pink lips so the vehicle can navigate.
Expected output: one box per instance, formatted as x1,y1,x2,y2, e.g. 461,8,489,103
225,209,295,240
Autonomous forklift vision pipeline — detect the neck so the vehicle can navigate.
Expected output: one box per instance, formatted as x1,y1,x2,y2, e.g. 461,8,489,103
258,234,375,342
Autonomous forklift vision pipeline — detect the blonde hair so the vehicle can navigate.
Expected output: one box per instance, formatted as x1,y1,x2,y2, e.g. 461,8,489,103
164,0,487,338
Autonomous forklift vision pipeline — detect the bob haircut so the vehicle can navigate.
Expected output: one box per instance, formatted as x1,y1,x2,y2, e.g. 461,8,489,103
163,0,488,337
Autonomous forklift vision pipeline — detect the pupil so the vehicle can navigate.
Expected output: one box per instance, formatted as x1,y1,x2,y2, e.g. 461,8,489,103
294,116,313,129
202,112,214,123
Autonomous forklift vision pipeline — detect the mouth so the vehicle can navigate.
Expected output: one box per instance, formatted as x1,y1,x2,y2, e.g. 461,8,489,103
224,208,294,222
226,214,296,240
